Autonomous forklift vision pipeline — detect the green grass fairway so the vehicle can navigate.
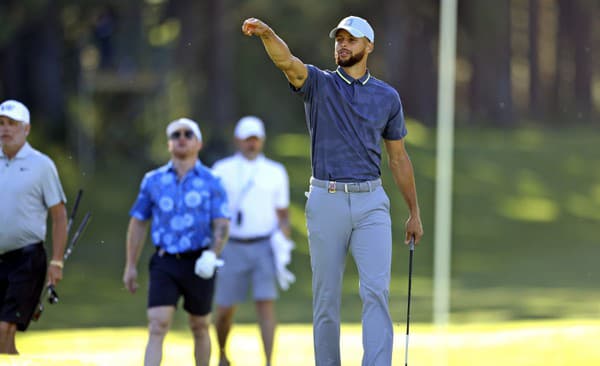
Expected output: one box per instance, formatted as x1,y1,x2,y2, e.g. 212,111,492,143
2,320,600,365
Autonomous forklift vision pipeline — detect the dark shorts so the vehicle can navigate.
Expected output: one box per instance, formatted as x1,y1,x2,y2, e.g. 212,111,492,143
148,249,215,316
0,242,47,331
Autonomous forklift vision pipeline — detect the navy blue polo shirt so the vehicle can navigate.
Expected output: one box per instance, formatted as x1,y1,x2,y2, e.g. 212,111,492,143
292,65,406,182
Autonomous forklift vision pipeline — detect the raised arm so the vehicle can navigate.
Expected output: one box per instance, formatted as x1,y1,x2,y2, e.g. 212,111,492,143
384,139,424,245
242,17,308,89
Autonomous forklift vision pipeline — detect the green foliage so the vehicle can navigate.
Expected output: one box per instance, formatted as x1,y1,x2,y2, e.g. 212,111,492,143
29,126,600,331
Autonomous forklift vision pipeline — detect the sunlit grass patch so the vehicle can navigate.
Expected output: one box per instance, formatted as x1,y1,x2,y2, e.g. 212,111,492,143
6,320,600,366
497,196,559,222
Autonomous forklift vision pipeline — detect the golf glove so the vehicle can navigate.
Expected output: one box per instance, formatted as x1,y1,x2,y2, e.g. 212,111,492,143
194,250,224,279
277,267,296,291
270,230,296,291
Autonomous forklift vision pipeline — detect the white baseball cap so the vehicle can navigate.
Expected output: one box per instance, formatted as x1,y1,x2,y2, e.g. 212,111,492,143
329,16,374,43
234,116,265,140
0,99,30,124
166,118,202,141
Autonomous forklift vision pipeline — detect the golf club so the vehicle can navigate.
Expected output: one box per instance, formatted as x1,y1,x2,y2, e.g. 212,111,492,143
67,189,83,233
47,211,92,304
32,190,90,320
404,236,415,366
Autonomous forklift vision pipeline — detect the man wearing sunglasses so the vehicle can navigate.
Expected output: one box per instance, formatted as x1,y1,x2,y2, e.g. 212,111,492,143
123,118,230,366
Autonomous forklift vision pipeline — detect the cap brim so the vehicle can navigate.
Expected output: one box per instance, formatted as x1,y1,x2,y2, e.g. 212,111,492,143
329,26,365,40
0,112,28,124
166,120,202,140
236,132,265,140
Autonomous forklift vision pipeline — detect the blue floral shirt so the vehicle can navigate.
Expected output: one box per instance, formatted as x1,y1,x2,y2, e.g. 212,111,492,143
129,161,230,254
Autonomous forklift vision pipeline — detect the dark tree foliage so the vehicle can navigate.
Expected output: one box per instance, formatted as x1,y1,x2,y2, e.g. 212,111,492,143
0,0,598,155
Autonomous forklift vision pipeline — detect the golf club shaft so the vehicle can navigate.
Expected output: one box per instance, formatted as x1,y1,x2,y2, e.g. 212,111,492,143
34,190,87,320
405,238,415,366
49,211,91,304
64,211,91,261
66,189,83,233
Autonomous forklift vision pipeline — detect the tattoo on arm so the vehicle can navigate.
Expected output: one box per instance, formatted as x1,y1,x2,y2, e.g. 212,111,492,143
211,218,230,255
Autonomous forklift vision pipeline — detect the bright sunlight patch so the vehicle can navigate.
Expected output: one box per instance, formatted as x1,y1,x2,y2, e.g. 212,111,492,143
497,196,559,222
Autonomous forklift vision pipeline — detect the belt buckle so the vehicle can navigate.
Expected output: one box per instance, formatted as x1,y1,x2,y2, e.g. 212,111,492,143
328,181,336,193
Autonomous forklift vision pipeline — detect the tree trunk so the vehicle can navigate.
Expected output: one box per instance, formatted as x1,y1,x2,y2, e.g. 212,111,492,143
571,0,592,121
204,0,235,164
0,0,65,140
552,0,572,120
528,0,541,119
168,0,234,164
465,0,514,126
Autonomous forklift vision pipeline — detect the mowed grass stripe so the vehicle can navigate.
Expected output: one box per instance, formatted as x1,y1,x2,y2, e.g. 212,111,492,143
2,320,599,365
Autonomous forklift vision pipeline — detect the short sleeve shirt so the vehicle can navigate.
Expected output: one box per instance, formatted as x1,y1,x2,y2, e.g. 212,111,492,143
129,160,229,254
212,153,289,238
292,65,407,182
0,143,66,253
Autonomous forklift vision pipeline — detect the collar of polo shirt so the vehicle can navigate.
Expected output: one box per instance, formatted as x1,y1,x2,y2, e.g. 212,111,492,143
335,66,371,85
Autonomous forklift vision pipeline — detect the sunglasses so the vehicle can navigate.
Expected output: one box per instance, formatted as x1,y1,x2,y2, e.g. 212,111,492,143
170,130,195,140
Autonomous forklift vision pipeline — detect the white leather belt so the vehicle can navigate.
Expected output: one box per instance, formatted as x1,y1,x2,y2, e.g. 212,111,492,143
310,177,382,193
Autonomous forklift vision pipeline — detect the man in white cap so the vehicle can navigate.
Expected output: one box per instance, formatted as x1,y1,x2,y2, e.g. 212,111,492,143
0,99,68,354
212,116,292,366
123,117,230,366
241,15,424,365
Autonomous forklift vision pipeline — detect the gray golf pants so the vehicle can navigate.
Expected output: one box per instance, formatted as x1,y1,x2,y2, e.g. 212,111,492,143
305,179,393,366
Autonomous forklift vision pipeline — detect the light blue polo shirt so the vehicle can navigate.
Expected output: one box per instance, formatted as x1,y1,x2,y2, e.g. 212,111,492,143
129,160,230,254
0,143,66,253
292,65,407,182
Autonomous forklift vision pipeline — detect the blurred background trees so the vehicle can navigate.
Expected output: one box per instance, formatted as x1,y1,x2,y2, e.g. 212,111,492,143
1,0,598,163
1,0,599,328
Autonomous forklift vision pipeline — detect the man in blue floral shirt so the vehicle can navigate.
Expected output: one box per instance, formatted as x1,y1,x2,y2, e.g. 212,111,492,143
123,118,230,366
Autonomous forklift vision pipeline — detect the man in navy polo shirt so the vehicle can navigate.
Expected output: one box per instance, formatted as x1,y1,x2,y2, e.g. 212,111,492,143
123,118,230,366
242,15,424,366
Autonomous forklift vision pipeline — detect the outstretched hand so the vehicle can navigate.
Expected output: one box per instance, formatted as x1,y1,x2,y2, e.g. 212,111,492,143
242,18,270,37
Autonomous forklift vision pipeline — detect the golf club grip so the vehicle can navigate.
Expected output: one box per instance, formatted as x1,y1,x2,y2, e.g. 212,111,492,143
47,284,59,304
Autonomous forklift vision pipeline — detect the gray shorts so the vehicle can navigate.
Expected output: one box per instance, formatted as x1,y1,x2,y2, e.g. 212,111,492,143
215,238,278,306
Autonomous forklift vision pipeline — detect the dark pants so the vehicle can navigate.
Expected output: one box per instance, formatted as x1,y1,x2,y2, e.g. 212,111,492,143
0,243,47,331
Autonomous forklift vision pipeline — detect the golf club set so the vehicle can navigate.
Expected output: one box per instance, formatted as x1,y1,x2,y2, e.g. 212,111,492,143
32,189,91,321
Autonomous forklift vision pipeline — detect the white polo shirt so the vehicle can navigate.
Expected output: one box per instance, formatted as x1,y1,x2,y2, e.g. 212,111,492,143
212,153,289,239
0,142,66,253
